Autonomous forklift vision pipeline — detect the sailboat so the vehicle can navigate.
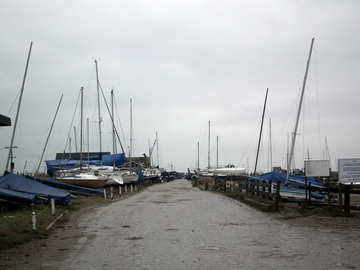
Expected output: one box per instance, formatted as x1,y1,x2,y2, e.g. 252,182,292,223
249,38,327,201
195,121,246,177
45,60,126,178
54,87,111,188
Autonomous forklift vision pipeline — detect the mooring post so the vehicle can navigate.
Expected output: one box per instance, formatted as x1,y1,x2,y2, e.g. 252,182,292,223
125,185,127,194
338,183,343,211
103,189,107,200
32,212,36,230
344,185,350,215
119,186,122,196
51,198,55,215
274,180,281,211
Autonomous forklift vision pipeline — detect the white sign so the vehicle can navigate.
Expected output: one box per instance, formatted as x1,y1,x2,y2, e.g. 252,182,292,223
304,160,330,177
338,158,360,184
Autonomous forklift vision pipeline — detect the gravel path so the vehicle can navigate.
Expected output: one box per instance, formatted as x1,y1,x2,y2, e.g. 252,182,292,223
1,179,360,269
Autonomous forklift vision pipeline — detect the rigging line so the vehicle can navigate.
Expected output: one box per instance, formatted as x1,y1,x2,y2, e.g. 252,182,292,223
237,121,260,168
217,137,232,166
314,42,322,158
198,122,209,167
98,83,125,154
5,91,20,116
113,96,128,151
273,91,299,149
62,89,81,156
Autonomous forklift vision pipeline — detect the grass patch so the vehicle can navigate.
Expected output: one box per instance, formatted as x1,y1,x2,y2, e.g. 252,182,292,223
0,194,113,251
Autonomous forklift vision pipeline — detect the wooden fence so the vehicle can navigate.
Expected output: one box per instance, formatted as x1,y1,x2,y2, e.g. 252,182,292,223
214,176,360,214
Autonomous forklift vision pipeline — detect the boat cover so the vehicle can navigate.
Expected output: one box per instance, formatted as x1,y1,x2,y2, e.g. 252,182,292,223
0,173,71,204
45,153,125,176
0,187,36,204
249,171,325,188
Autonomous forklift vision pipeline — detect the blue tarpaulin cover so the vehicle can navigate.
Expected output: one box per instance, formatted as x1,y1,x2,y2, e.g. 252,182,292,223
0,173,71,204
249,171,325,188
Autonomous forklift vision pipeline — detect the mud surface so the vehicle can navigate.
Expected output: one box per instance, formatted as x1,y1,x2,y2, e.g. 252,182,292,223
1,179,360,269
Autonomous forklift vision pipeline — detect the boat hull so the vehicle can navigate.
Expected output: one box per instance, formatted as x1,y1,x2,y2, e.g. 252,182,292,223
56,178,108,188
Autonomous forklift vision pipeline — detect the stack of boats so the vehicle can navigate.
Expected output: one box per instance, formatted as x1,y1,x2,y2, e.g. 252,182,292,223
54,166,139,188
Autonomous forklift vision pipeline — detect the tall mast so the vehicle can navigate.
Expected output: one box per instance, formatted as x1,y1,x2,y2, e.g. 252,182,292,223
156,131,159,167
111,89,116,168
208,120,210,169
6,42,33,173
87,118,90,166
254,88,268,175
130,98,133,165
94,59,103,164
80,87,83,169
269,118,273,171
197,142,200,170
35,94,63,178
216,136,219,168
286,37,315,184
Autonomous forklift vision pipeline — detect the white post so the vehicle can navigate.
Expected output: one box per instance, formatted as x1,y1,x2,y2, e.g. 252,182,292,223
119,186,122,196
103,189,107,200
125,185,127,194
32,212,36,230
110,187,114,200
131,185,133,193
51,198,55,215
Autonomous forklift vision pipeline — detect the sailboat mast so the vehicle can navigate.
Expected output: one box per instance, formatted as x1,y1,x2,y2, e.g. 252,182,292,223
35,94,63,178
6,42,33,173
216,136,219,168
156,131,159,167
111,89,116,168
87,118,90,165
286,37,315,184
80,87,83,169
94,59,103,164
197,141,200,170
130,98,133,165
254,88,268,175
208,120,210,169
269,118,273,171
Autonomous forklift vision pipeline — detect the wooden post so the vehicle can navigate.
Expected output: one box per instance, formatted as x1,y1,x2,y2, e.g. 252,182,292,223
274,180,281,211
327,177,331,206
119,186,122,196
338,183,343,211
262,180,266,199
344,185,350,215
308,183,312,206
51,198,55,215
103,189,107,200
32,212,36,230
269,181,272,200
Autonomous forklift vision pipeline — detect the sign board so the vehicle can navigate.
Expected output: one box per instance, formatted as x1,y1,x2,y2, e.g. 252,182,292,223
304,160,330,177
338,158,360,184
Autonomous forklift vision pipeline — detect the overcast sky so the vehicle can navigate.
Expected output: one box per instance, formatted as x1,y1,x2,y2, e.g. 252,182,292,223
1,0,359,175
